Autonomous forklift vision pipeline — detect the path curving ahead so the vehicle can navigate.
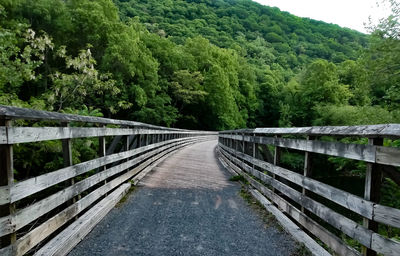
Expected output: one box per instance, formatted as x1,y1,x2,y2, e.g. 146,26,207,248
68,140,296,256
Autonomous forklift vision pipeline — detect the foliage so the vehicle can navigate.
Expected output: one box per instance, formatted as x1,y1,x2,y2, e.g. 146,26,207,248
1,0,399,175
48,46,120,111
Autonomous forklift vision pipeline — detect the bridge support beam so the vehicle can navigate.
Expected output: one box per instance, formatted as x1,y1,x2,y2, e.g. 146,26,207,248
362,137,383,256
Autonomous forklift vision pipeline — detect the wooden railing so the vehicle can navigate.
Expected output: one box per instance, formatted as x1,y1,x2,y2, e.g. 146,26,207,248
0,105,216,256
218,126,400,256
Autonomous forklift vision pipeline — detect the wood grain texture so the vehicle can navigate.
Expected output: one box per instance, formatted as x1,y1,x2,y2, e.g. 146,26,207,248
0,127,7,144
4,127,212,144
248,189,331,256
376,146,400,167
219,143,374,219
0,105,184,131
220,134,380,164
219,145,400,255
371,233,400,256
373,204,400,229
220,124,400,138
10,137,194,203
0,186,9,205
4,139,197,236
33,183,131,256
220,145,374,248
141,140,231,190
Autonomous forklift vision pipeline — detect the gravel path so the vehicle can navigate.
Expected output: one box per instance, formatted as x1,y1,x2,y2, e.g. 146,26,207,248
68,140,296,256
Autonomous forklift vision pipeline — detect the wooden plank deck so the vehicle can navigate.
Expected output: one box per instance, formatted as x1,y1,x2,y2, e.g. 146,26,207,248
140,139,230,190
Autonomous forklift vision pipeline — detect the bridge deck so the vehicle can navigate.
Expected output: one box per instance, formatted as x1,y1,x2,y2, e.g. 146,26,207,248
68,140,296,256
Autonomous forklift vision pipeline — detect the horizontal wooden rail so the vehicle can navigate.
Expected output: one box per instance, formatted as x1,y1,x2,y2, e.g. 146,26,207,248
0,127,214,144
1,137,191,204
219,134,400,167
0,105,187,131
218,126,400,256
0,105,216,255
222,124,400,138
220,144,375,219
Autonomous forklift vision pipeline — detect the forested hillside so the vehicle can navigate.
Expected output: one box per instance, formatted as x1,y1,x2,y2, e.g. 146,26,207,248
1,0,399,130
115,0,367,65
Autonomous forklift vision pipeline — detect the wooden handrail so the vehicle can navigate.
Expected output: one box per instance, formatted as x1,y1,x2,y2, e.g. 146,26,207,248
0,105,213,132
218,127,400,256
0,105,216,256
221,124,400,138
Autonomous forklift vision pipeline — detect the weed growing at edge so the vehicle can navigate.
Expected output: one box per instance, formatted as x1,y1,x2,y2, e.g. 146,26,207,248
115,185,136,207
291,243,312,256
238,187,277,229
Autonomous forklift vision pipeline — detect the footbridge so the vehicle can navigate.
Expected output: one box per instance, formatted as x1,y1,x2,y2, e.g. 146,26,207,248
0,106,400,256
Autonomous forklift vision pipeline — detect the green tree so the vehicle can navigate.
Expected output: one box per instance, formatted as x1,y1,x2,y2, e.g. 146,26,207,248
364,0,400,110
48,46,121,112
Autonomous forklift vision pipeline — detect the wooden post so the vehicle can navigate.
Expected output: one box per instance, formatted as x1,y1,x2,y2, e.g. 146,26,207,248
99,133,106,165
0,118,16,248
273,135,281,193
302,136,314,213
235,133,239,160
61,123,73,168
98,126,107,189
131,135,138,150
61,122,77,204
124,134,129,163
230,133,234,163
241,133,245,154
362,138,383,256
252,133,256,172
242,133,245,169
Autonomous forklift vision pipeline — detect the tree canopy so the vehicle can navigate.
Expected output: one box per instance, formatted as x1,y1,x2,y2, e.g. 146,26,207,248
0,0,398,130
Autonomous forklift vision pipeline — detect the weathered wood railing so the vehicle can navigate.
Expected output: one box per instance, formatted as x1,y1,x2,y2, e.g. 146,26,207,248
218,125,400,256
0,105,216,256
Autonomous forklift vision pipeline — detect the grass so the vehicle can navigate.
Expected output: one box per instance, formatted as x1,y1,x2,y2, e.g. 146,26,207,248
229,175,246,182
238,187,278,229
115,185,136,208
291,243,312,256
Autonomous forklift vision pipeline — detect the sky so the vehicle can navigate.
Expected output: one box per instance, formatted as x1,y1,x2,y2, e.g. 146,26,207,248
253,0,392,33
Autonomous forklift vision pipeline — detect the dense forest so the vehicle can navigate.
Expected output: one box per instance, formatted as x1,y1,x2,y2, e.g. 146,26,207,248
1,0,399,131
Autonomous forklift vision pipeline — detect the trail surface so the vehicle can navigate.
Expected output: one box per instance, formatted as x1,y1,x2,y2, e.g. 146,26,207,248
69,140,296,256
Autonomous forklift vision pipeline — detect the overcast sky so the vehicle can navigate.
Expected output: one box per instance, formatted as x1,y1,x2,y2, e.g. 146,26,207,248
253,0,392,33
